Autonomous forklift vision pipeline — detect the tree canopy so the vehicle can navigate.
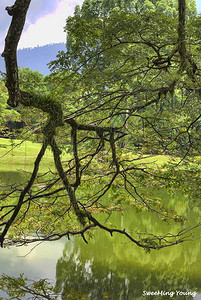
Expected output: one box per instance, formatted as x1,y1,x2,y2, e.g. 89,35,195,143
74,0,197,18
0,0,201,252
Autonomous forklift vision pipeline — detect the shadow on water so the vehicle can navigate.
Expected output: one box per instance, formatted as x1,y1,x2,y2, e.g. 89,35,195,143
0,171,29,185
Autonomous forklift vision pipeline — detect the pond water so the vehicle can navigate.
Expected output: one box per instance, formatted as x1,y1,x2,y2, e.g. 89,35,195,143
0,171,201,299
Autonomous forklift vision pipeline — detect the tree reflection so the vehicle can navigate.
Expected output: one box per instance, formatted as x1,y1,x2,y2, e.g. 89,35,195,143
1,190,201,299
55,228,201,299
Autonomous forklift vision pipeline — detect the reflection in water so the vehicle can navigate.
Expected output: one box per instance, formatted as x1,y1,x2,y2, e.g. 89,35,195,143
55,191,201,299
55,235,201,299
0,240,65,280
1,170,201,299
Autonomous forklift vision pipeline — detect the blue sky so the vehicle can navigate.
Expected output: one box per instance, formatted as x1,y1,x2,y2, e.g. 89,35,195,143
0,0,200,52
0,0,84,52
196,0,201,12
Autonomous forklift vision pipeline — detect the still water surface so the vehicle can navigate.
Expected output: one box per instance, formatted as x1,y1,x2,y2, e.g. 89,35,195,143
0,171,201,299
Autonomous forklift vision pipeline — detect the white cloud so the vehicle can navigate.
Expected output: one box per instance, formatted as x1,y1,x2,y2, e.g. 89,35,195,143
18,0,84,49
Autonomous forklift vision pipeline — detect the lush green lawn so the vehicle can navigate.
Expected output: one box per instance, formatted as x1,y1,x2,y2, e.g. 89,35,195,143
0,137,199,173
119,149,177,169
0,138,70,172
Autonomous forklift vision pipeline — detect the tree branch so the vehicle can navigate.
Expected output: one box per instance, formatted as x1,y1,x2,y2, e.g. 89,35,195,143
178,0,187,70
2,0,31,107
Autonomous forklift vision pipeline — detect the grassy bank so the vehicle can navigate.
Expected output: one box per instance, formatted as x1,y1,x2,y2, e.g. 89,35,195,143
0,138,70,172
0,137,199,173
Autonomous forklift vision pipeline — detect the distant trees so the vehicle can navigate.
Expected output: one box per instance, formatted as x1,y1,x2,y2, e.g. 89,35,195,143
0,77,21,136
0,68,48,137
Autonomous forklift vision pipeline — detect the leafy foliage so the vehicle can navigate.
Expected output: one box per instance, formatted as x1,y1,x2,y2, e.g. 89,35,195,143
0,78,20,131
0,0,201,254
0,274,58,299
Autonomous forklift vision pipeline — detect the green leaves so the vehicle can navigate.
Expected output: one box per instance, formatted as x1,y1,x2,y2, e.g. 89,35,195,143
0,274,58,299
1,0,201,253
0,79,21,127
